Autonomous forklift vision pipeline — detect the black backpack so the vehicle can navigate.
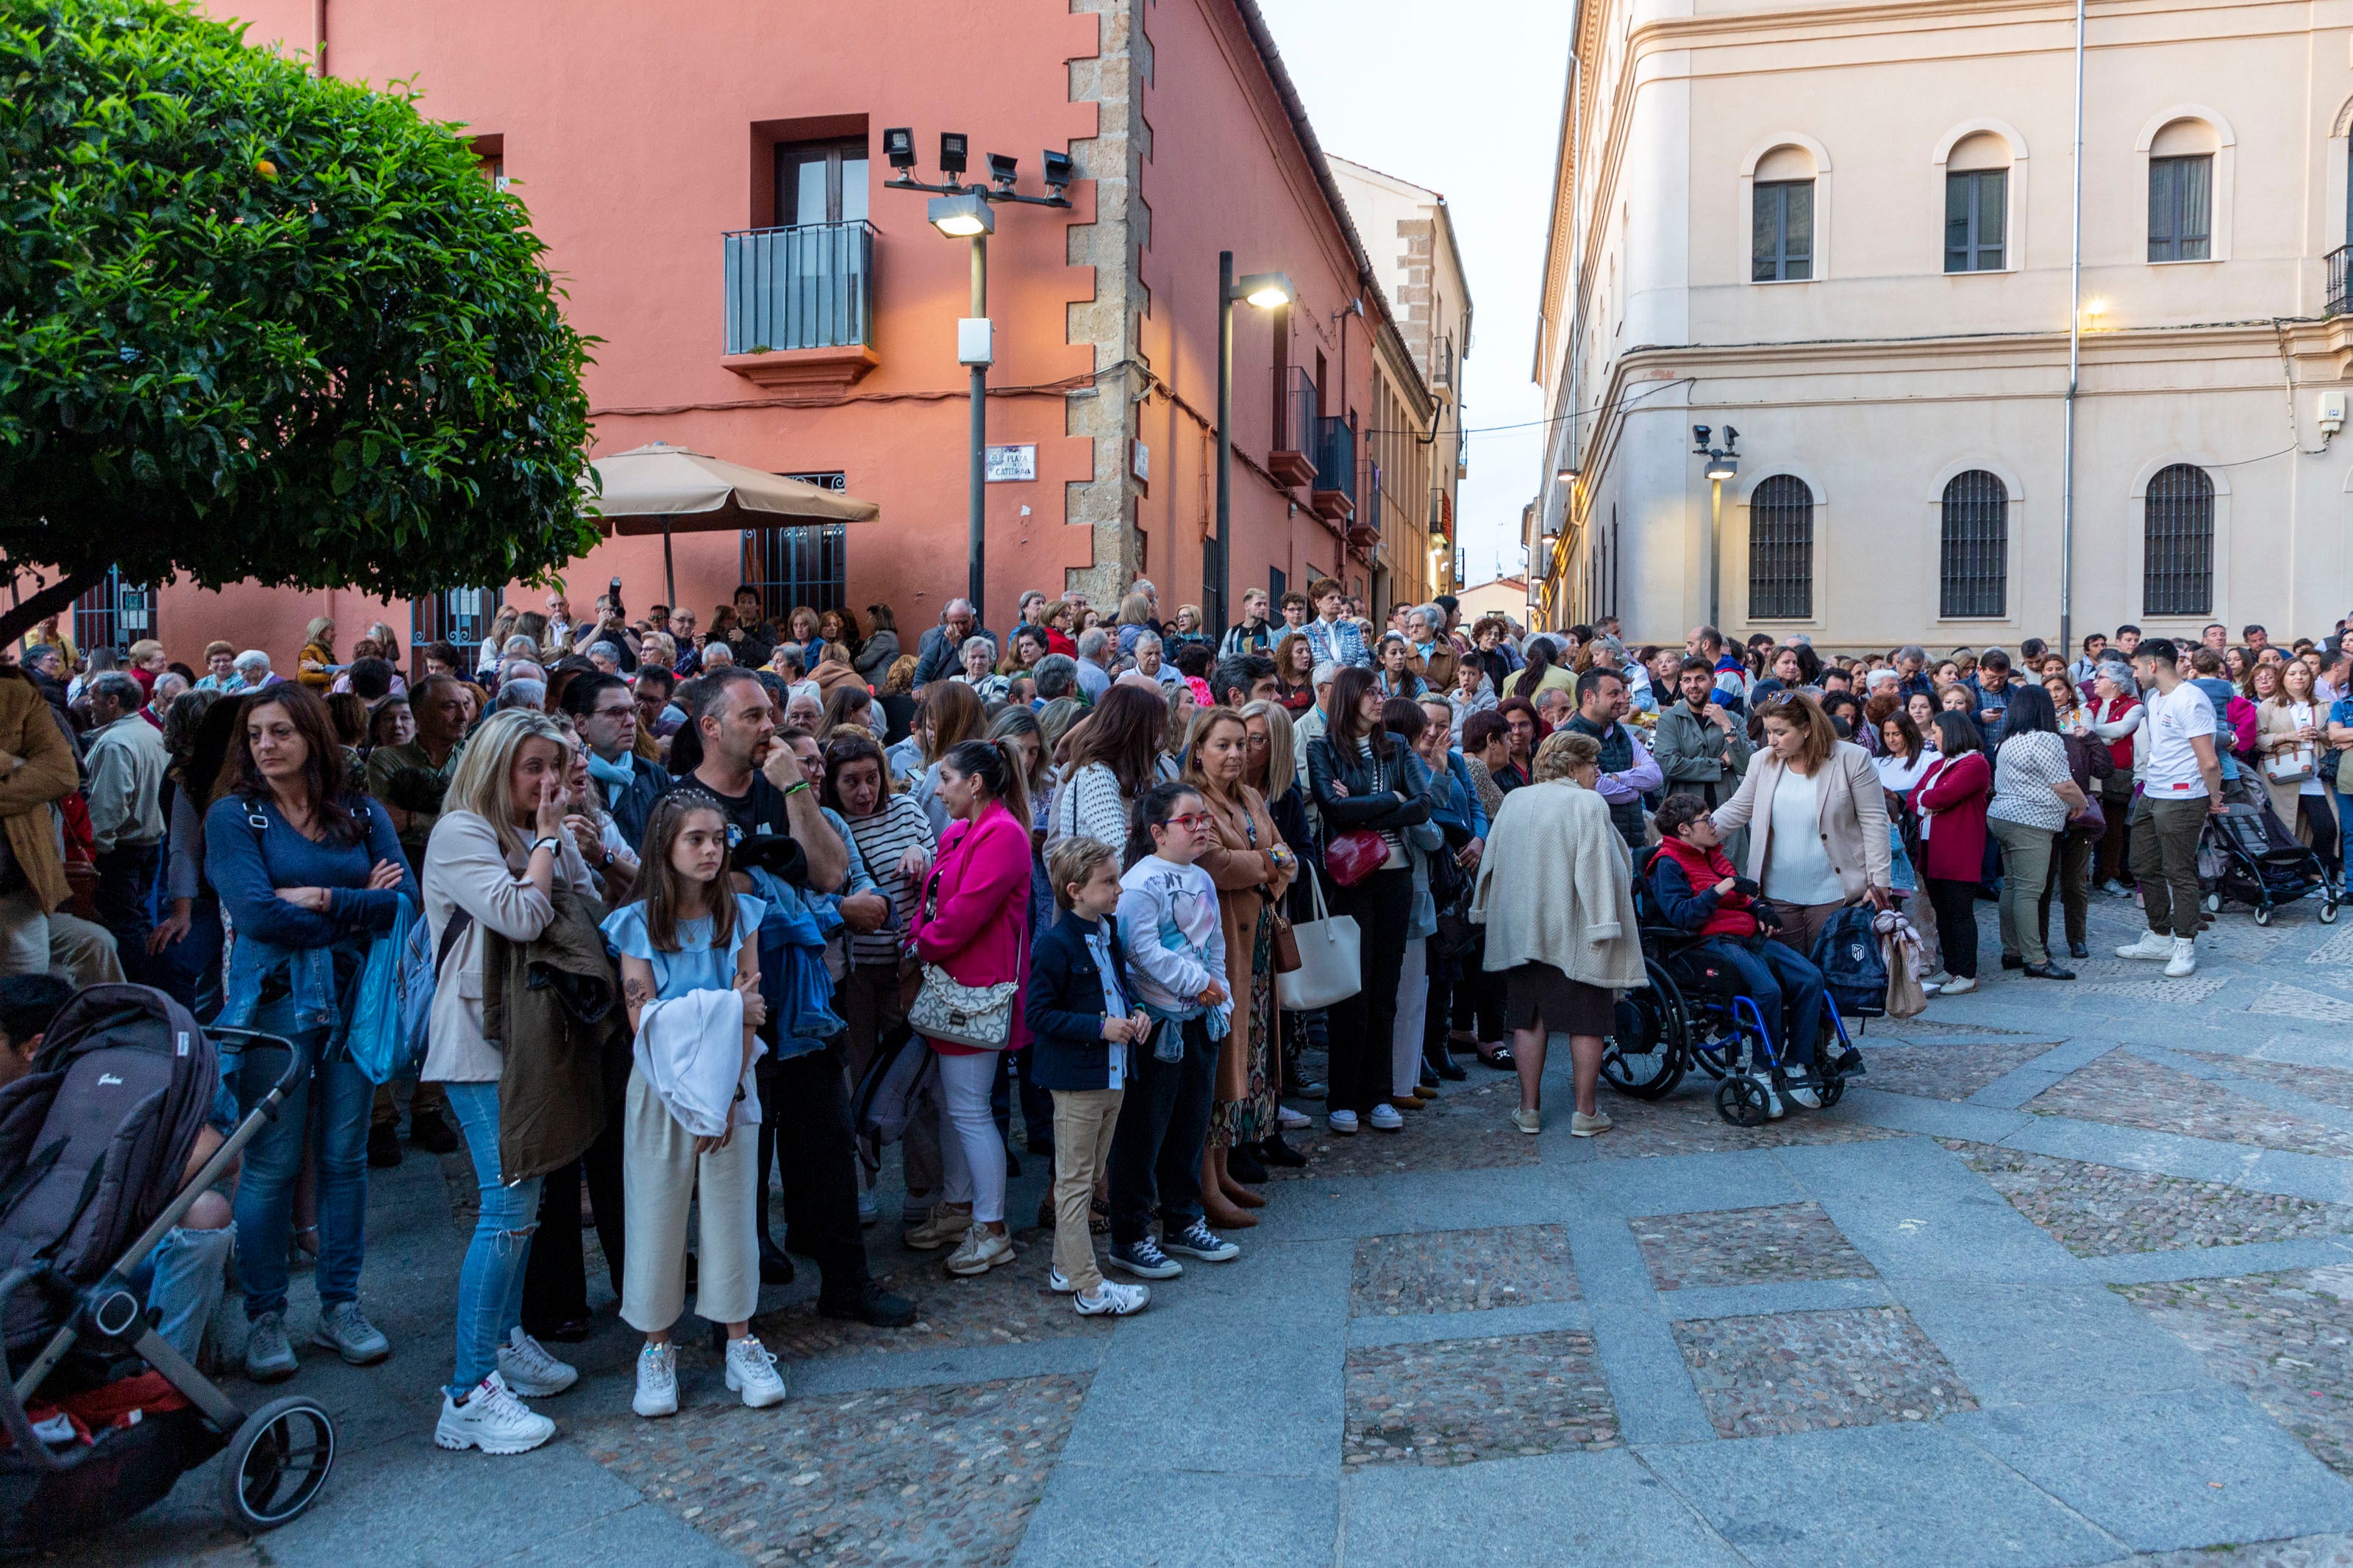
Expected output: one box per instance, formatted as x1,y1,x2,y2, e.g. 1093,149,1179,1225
1808,906,1888,1020
0,986,217,1352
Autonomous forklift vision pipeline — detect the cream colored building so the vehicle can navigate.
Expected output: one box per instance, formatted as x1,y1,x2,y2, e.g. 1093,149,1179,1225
1532,0,2353,651
1333,157,1475,600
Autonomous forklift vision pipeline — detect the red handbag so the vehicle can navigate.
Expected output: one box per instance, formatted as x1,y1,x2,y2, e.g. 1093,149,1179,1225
1324,828,1389,888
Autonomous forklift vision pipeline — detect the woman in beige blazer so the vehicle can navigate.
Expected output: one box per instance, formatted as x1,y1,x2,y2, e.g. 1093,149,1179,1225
2257,656,2338,866
1709,692,1893,953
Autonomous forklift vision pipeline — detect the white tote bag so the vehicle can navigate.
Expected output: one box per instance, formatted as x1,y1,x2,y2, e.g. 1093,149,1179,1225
1276,868,1362,1011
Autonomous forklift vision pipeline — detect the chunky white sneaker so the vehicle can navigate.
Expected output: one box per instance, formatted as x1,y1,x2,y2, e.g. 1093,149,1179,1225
310,1300,390,1365
1277,1106,1312,1130
724,1335,788,1408
435,1372,555,1454
944,1223,1015,1277
2117,929,2174,961
1075,1279,1151,1316
1750,1071,1785,1120
2165,937,2199,978
1937,974,1977,995
1327,1109,1360,1136
632,1342,679,1419
1047,1267,1078,1294
1366,1103,1405,1131
1785,1078,1824,1111
497,1326,578,1397
903,1200,974,1250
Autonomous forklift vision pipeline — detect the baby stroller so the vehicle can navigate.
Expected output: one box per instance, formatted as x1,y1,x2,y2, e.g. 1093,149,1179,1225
2198,797,2340,927
0,984,332,1544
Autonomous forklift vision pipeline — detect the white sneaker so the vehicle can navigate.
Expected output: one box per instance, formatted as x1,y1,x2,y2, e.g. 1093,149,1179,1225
1367,1103,1405,1131
2117,929,2174,961
1277,1106,1312,1130
944,1223,1015,1277
632,1341,679,1419
724,1334,788,1408
1938,974,1977,995
1785,1078,1823,1111
1327,1109,1360,1136
1047,1267,1076,1294
435,1372,555,1455
2165,937,2198,978
496,1327,578,1398
1751,1071,1785,1120
1075,1279,1151,1316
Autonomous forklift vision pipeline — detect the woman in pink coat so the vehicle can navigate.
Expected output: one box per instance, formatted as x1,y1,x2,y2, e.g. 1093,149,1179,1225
903,738,1035,1278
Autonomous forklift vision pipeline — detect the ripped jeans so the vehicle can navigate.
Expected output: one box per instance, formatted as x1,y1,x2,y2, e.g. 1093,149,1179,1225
446,1082,545,1397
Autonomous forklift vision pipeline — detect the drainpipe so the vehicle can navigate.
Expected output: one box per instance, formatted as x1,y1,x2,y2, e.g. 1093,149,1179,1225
2060,0,2083,659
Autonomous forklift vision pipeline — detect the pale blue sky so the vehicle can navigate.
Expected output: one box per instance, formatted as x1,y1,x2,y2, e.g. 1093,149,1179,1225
1254,0,1575,588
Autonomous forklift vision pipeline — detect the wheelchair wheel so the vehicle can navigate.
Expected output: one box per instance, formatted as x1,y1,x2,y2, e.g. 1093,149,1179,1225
1603,961,1688,1101
220,1395,335,1534
2323,899,2341,925
2203,891,2222,914
1817,1073,1846,1109
1715,1074,1772,1128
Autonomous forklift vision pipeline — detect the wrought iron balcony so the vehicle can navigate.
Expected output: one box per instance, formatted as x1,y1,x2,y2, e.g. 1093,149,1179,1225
1270,365,1318,487
2330,244,2352,319
722,222,878,387
1311,415,1355,523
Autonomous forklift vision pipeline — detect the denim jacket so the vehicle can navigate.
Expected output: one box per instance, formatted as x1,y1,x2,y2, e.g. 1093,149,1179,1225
207,793,415,1035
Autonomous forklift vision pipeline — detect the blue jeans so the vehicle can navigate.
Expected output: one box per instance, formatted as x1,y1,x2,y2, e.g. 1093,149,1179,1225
2338,790,2353,895
1697,937,1824,1070
137,1222,236,1361
233,1012,372,1321
446,1081,544,1396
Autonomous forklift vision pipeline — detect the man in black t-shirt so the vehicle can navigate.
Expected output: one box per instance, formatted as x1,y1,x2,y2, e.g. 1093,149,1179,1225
674,670,912,1328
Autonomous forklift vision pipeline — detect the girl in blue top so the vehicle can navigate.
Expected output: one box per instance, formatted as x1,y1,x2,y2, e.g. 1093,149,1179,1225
202,682,415,1384
602,790,786,1420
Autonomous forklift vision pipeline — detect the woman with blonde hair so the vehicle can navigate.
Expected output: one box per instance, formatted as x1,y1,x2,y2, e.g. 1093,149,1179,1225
1709,691,1893,957
1114,590,1156,664
298,615,338,690
1469,730,1643,1136
1038,598,1079,658
1182,706,1296,1220
785,605,822,649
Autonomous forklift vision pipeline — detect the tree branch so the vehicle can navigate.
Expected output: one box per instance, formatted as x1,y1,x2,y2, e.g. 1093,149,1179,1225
0,568,108,651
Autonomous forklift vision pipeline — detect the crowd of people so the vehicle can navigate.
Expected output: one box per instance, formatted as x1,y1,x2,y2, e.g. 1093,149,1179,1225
3,574,2333,1458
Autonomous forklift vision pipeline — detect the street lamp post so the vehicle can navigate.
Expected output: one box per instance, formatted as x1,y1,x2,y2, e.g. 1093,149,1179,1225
1214,254,1293,638
882,130,1072,629
1692,425,1740,629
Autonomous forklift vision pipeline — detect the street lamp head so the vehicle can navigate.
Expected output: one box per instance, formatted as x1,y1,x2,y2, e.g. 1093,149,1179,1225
883,127,917,171
928,191,995,237
987,152,1019,190
938,132,969,177
1042,149,1076,191
1236,271,1294,310
1705,454,1738,482
1554,465,1577,485
1692,423,1711,453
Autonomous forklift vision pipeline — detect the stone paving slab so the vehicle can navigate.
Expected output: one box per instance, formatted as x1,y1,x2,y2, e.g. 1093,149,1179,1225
1348,1222,1579,1317
2180,1048,2353,1111
1862,1041,2071,1101
1661,1278,1899,1320
1675,1306,1977,1438
2027,1051,2353,1160
1576,1080,1910,1159
2117,1266,2353,1480
579,1372,1087,1565
2095,1536,2353,1568
1634,1201,1877,1291
1945,1139,2353,1257
1343,1328,1620,1467
756,1222,1113,1361
1338,1447,1749,1567
1269,1075,1537,1179
1014,1466,1340,1568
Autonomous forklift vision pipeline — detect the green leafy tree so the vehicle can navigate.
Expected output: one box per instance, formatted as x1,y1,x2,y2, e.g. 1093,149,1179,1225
0,0,596,645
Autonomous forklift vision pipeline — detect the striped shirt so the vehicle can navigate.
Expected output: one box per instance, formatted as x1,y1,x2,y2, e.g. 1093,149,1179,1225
843,795,936,968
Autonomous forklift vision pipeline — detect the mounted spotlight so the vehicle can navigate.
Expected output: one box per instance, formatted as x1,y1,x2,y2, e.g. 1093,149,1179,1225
1691,424,1712,454
883,126,916,171
938,132,969,178
987,152,1019,190
1235,271,1293,310
1705,453,1738,482
1721,424,1740,453
1042,149,1075,191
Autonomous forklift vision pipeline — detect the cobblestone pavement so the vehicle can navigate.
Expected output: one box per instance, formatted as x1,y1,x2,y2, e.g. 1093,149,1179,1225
77,898,2353,1567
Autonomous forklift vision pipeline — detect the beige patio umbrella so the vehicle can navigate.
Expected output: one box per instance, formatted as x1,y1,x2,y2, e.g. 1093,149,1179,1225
583,440,881,606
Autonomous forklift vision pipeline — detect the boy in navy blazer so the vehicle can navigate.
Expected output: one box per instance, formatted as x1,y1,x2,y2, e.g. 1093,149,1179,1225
1027,838,1153,1317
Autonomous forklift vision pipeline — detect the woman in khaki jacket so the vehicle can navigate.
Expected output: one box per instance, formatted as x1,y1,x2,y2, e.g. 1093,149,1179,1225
2257,656,2338,869
1710,692,1893,953
1181,706,1296,1223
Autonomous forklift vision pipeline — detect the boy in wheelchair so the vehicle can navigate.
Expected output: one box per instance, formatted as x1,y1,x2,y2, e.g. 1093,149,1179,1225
1646,794,1828,1111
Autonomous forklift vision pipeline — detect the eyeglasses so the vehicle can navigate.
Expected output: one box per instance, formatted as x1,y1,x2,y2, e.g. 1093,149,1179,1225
1165,812,1214,831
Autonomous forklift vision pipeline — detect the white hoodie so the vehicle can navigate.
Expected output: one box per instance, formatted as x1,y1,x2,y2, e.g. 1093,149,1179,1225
634,989,763,1139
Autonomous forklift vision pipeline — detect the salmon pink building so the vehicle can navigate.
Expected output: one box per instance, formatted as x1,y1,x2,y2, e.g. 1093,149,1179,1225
139,0,1437,672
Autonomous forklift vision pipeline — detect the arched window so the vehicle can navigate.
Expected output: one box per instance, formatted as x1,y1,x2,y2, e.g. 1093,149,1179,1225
1748,476,1813,620
1752,146,1816,282
2143,464,2214,616
1939,471,2007,617
2149,120,2215,262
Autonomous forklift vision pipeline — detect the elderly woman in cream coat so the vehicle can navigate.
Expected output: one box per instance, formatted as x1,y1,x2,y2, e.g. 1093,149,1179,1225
1469,731,1645,1138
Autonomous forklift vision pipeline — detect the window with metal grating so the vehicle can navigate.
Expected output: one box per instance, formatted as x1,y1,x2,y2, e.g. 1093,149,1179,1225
1939,471,2007,617
740,471,850,623
2143,464,2214,617
1747,475,1814,620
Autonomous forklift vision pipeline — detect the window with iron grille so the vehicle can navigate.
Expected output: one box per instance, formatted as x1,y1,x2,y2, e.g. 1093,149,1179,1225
1944,169,2007,273
1747,475,1813,620
410,587,499,676
1938,471,2008,617
2143,464,2214,617
739,472,849,624
2148,155,2212,262
1752,180,1814,282
72,567,156,655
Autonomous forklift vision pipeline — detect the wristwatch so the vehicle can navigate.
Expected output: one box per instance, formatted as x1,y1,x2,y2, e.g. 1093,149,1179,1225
530,835,563,857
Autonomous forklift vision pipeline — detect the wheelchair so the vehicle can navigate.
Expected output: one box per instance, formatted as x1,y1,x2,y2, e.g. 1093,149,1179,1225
1602,867,1863,1127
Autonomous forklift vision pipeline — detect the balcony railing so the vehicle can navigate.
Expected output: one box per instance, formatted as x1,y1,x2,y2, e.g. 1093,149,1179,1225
1430,334,1454,391
1429,487,1449,533
723,221,877,355
2331,245,2352,319
1315,416,1355,506
1277,365,1318,456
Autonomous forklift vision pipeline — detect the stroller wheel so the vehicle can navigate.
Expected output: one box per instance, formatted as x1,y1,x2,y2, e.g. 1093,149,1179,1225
220,1395,335,1534
2324,901,2343,926
1715,1075,1772,1128
2204,892,2222,915
2254,904,2274,927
